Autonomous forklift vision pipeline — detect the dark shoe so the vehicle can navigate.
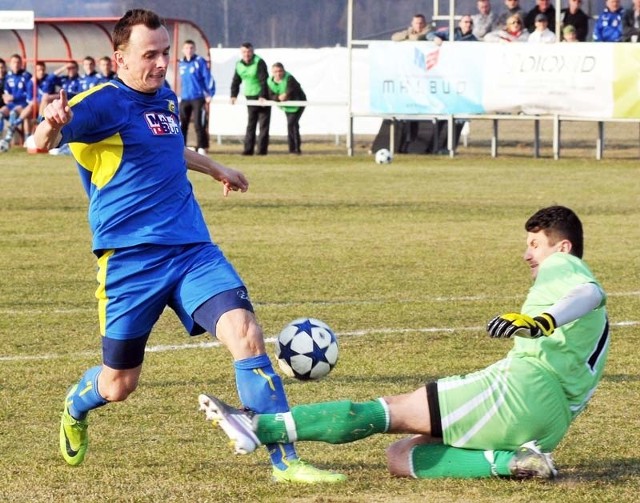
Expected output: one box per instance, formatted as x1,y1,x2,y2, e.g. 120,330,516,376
241,151,254,156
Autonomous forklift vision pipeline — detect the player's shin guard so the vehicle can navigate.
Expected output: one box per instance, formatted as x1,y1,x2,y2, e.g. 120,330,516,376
410,444,513,478
234,354,297,468
256,399,389,445
67,365,109,420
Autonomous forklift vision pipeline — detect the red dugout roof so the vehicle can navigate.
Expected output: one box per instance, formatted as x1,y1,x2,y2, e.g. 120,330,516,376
0,17,211,90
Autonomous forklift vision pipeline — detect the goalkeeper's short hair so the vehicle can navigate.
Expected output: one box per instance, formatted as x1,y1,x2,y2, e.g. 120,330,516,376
525,206,583,259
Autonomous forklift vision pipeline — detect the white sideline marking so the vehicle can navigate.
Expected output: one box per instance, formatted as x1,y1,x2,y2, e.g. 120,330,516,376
0,320,637,364
0,289,639,315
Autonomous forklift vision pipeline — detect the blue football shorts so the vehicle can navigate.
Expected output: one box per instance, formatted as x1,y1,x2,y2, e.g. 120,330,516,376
95,242,252,369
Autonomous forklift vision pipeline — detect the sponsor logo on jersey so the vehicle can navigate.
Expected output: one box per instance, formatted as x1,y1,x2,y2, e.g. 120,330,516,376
167,100,176,113
144,112,180,135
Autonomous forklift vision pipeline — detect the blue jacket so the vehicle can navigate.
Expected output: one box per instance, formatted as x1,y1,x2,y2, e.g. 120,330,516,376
593,7,624,42
178,54,215,101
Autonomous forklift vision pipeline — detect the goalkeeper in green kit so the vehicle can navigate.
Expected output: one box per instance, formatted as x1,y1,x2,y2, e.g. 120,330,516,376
199,205,609,481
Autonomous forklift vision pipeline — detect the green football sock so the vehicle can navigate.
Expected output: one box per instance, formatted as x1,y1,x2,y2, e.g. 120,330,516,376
255,399,389,445
411,443,514,478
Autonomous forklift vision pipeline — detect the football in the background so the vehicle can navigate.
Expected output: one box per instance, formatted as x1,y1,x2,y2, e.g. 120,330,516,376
375,148,392,164
275,318,339,380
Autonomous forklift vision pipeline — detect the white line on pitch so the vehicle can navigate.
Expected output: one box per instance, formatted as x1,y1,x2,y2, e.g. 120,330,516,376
1,320,637,364
1,289,639,315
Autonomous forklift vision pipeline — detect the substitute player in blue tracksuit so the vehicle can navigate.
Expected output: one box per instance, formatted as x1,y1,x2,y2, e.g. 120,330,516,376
0,54,34,141
178,39,215,154
33,8,344,484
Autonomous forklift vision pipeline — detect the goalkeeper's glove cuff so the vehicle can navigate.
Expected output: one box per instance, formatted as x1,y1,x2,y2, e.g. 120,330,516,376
533,312,556,337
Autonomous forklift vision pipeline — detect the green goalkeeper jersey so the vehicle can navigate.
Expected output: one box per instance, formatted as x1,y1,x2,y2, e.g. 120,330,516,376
509,252,609,418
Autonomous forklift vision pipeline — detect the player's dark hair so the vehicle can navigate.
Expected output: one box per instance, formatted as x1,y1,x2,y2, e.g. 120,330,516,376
413,14,426,21
84,56,96,64
241,42,254,49
184,39,195,46
525,205,584,258
272,62,284,70
113,9,165,51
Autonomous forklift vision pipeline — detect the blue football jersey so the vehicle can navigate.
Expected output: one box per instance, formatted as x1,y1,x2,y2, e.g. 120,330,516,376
60,80,212,252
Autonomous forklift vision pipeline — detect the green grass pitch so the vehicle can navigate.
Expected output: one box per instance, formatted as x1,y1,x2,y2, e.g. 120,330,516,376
0,144,639,502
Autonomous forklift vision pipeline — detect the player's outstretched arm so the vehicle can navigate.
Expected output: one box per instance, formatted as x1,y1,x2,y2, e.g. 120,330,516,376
487,283,604,339
34,89,73,151
184,148,249,196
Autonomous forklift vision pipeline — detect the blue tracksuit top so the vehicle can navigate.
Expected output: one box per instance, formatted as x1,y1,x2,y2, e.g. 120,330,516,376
178,54,215,100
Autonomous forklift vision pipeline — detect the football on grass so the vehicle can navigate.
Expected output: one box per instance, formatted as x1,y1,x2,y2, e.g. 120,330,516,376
275,318,339,380
375,148,392,164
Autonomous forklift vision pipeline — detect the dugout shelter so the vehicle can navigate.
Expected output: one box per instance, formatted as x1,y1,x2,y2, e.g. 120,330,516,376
0,16,210,93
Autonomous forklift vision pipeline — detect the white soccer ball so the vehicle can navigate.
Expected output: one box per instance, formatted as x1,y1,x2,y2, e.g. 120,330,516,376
275,317,339,380
375,148,392,164
0,139,9,153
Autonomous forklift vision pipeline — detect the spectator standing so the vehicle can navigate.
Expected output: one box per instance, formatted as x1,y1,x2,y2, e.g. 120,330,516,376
80,56,101,92
593,0,624,42
97,56,116,84
472,0,498,39
525,0,556,34
178,40,215,155
267,62,306,155
485,13,529,42
495,0,523,29
230,42,270,156
561,0,590,42
391,13,433,41
528,14,557,42
428,15,479,43
622,0,640,42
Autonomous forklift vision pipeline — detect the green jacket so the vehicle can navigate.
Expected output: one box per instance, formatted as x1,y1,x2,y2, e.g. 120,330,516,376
267,72,306,113
231,55,268,98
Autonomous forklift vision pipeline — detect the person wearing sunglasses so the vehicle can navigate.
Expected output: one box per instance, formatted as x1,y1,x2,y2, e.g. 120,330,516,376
484,13,529,42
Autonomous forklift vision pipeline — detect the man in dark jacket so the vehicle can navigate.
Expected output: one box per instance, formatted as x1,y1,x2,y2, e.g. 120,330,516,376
230,42,270,156
267,62,306,155
524,0,556,33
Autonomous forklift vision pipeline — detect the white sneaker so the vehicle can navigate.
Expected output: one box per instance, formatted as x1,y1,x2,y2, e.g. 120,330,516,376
198,394,260,455
49,144,72,156
197,148,207,156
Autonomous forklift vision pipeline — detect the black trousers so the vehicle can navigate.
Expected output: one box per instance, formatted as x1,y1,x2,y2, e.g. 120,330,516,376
285,108,304,153
179,97,208,150
244,99,271,155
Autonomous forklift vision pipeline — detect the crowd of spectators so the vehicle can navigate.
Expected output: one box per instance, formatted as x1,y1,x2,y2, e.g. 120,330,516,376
396,0,640,43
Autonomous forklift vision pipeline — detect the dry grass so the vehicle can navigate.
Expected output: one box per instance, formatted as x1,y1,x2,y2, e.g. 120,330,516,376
0,145,638,502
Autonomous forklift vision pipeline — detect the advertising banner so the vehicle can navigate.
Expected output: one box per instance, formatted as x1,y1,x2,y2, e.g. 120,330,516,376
369,42,640,119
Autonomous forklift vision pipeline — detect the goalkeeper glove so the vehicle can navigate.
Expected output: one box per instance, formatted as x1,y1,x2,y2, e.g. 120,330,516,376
487,312,556,339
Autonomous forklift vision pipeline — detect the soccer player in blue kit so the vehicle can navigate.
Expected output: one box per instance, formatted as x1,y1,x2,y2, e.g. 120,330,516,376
33,9,344,484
